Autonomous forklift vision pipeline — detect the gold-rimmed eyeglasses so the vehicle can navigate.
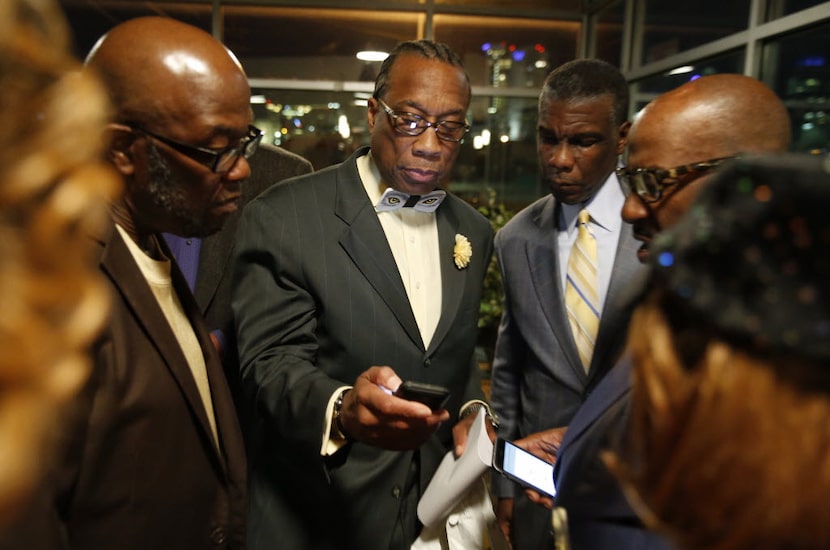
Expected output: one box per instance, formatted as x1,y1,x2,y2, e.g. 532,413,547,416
377,98,470,143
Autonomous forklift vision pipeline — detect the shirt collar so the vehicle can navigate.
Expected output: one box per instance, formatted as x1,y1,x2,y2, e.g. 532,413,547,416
560,170,625,235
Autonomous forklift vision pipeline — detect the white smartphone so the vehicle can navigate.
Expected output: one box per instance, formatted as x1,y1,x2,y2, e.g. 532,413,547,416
492,438,556,497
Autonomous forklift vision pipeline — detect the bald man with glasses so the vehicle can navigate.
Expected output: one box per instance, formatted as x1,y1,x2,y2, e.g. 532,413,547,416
512,73,791,550
1,17,257,550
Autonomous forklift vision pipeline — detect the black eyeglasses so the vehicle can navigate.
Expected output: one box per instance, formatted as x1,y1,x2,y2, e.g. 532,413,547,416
131,124,263,174
616,156,734,203
378,98,470,143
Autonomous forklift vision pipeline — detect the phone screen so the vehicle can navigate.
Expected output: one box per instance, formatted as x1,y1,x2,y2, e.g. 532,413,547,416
494,439,556,497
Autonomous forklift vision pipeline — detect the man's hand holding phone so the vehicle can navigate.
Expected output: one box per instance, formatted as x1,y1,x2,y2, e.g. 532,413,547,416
337,367,449,451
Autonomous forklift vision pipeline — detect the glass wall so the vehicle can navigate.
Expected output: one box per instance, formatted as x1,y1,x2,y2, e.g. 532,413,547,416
761,21,830,154
60,0,830,209
587,0,830,157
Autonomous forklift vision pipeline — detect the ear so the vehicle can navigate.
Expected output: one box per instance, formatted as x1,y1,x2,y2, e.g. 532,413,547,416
616,120,631,155
105,123,138,176
367,97,379,131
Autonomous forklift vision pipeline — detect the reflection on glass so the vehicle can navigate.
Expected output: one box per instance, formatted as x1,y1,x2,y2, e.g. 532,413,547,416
59,1,211,58
630,50,745,112
433,14,579,88
594,0,625,67
766,0,829,20
224,7,422,80
638,0,750,65
252,89,543,210
761,22,830,154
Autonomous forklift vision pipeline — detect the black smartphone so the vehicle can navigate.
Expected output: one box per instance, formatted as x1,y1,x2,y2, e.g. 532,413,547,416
393,381,450,410
492,438,557,497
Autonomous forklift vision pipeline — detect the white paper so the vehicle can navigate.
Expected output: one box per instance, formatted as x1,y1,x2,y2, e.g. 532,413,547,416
417,407,493,527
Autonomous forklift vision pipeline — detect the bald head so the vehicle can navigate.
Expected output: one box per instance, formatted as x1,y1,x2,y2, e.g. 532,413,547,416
629,74,791,163
85,17,249,128
84,17,255,242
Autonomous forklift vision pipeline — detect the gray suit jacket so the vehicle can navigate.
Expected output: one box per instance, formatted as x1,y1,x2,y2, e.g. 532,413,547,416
489,192,646,549
231,147,494,550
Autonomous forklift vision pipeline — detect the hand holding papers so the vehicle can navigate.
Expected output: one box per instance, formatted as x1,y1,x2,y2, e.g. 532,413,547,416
417,407,493,527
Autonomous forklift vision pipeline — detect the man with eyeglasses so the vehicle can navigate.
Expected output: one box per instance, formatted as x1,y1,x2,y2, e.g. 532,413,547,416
231,40,494,550
161,140,313,428
488,58,646,550
2,17,254,549
512,74,791,549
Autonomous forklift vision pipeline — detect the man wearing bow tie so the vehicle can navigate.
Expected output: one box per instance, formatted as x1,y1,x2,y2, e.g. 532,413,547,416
231,40,494,550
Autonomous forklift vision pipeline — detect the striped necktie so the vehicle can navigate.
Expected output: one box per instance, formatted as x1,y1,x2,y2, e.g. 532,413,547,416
565,209,599,372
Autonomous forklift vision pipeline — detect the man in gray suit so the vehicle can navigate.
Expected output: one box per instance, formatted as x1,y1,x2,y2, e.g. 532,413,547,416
232,40,494,550
489,59,645,550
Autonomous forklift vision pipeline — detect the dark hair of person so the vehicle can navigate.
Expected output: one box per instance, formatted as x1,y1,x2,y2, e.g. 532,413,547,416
372,39,470,101
540,58,629,127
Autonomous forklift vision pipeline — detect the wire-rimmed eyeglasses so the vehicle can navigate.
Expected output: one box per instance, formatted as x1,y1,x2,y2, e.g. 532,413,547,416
377,98,470,143
616,156,735,203
131,124,263,174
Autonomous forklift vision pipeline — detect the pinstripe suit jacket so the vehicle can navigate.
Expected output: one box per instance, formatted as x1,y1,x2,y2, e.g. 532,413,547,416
231,147,494,550
194,143,312,407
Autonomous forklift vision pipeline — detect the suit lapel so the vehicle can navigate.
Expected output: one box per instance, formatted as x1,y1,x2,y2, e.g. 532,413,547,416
525,198,587,383
193,215,236,314
588,224,648,383
554,357,633,480
335,154,424,350
100,226,229,471
426,197,465,355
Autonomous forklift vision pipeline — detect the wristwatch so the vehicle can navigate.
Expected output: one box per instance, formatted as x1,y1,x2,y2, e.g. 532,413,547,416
459,400,500,429
332,388,351,441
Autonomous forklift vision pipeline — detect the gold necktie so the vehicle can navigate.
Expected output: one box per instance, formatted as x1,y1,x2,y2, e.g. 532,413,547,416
565,209,599,372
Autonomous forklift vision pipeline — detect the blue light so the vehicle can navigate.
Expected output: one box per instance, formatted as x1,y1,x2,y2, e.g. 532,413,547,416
512,50,526,62
482,42,491,52
657,252,674,267
799,56,825,67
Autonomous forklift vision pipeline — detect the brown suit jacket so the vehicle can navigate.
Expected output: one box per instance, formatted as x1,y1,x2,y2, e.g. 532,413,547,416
2,224,248,549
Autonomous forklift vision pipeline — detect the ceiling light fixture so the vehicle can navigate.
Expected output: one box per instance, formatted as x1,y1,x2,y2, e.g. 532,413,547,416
356,50,389,62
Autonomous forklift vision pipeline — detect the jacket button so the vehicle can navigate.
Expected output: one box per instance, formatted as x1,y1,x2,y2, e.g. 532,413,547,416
424,358,432,367
392,485,401,499
210,527,226,545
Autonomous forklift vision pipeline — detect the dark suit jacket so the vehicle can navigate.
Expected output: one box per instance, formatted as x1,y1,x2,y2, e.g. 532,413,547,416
231,147,494,550
2,224,248,549
195,143,312,404
488,191,647,549
553,357,675,550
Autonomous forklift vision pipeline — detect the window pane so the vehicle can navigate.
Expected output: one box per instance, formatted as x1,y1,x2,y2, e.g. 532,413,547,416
436,0,579,8
630,50,745,113
225,7,422,81
639,0,750,65
766,0,829,20
252,89,542,210
458,96,541,211
58,0,211,59
594,1,625,67
433,14,579,88
761,22,830,154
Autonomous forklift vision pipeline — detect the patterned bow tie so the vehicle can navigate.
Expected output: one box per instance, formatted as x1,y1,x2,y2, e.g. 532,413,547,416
375,188,447,213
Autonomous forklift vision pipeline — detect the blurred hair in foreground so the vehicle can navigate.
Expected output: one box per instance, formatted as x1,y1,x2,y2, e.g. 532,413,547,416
0,0,119,524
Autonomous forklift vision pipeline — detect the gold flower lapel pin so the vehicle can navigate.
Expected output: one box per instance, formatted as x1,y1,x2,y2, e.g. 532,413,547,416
453,234,472,269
